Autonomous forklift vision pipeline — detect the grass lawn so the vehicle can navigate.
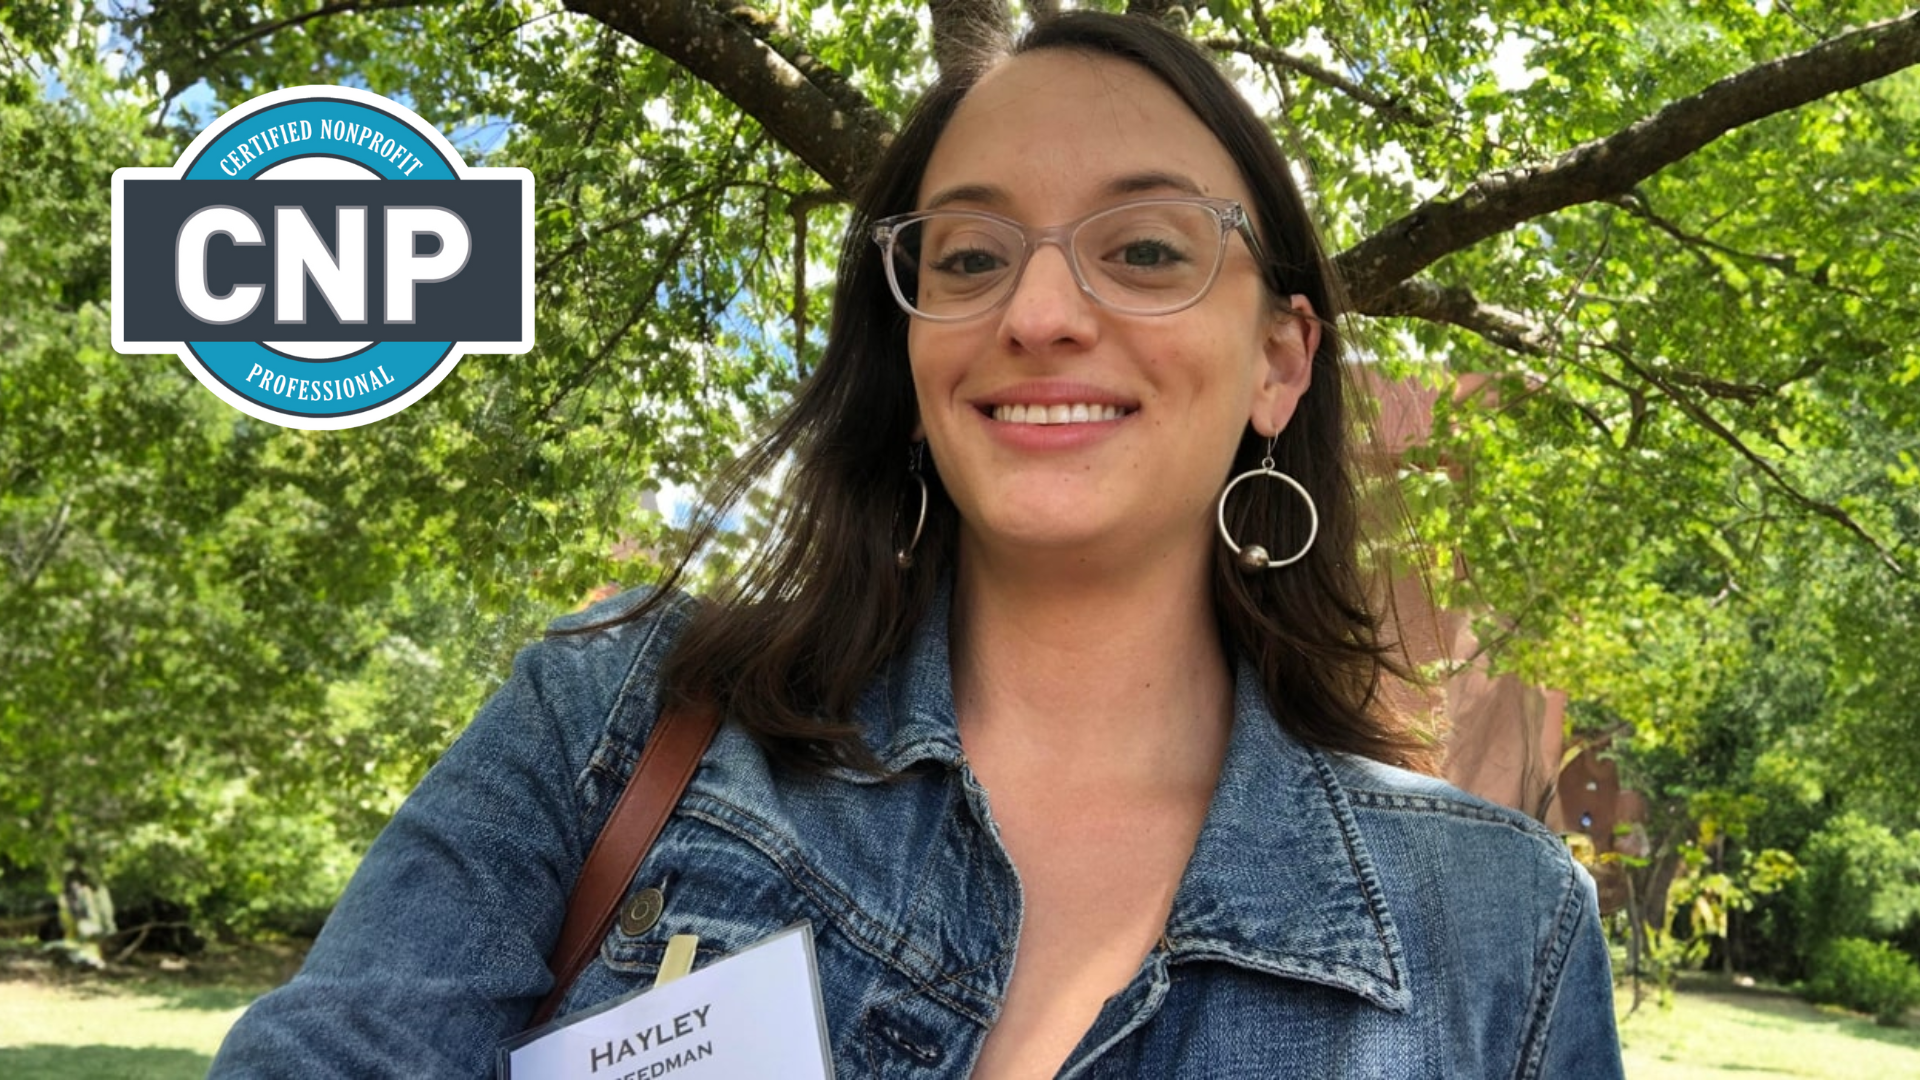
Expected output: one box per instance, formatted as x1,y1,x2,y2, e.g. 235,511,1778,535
0,940,304,1080
1619,972,1920,1079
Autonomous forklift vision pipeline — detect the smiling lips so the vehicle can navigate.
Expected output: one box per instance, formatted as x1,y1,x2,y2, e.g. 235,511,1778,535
989,403,1131,425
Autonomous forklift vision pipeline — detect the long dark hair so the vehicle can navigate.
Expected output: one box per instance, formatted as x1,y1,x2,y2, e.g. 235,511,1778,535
588,12,1431,772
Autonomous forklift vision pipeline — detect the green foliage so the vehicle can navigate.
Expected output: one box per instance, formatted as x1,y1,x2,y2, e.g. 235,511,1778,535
1807,937,1920,1025
1788,814,1920,961
1671,840,1799,943
106,804,356,937
1627,832,1799,1004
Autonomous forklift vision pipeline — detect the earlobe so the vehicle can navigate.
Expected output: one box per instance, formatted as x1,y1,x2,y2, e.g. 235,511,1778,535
1250,294,1319,438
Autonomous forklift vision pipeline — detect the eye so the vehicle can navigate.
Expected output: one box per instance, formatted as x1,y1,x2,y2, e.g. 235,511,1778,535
931,247,1009,276
1102,236,1193,273
1116,239,1187,268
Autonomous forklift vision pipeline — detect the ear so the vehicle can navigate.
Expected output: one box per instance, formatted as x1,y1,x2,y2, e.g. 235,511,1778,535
1249,294,1319,438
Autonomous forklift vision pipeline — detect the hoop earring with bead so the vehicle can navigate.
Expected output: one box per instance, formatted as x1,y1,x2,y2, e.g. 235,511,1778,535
1217,437,1318,572
895,442,928,570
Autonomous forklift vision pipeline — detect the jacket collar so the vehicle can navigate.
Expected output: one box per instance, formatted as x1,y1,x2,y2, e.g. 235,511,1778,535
1163,663,1410,1012
861,580,1411,1014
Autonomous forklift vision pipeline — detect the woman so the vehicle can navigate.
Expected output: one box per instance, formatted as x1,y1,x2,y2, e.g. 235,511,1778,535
213,12,1622,1078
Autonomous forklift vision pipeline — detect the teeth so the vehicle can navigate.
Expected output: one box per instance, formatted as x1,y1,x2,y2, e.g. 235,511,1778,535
991,403,1126,425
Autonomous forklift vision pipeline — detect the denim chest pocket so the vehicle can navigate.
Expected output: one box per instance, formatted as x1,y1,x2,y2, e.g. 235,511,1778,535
597,791,827,976
565,781,1013,1079
570,790,953,1076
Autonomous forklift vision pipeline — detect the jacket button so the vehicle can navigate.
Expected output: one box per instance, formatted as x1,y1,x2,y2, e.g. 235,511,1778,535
618,887,665,936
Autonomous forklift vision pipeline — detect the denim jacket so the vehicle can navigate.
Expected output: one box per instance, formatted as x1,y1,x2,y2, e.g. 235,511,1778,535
212,585,1624,1078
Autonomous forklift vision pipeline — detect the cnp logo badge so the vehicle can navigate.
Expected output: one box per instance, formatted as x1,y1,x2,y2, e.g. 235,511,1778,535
112,86,533,429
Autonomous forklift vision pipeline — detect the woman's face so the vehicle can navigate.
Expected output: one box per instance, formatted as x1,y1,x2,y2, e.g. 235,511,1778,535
907,49,1317,572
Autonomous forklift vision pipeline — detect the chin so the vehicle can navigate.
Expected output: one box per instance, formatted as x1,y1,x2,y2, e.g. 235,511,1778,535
962,503,1118,558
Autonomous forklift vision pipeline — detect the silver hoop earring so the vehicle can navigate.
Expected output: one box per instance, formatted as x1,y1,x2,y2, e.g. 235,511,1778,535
895,442,928,570
1217,437,1319,572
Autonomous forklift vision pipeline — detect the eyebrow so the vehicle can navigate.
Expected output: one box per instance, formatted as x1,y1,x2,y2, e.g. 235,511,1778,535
922,171,1207,211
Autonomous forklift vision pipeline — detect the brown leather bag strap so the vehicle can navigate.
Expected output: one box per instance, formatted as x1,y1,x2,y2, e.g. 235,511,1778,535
533,699,721,1027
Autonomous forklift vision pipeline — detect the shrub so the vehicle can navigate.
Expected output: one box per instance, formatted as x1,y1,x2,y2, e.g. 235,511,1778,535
1787,814,1920,966
1806,937,1920,1025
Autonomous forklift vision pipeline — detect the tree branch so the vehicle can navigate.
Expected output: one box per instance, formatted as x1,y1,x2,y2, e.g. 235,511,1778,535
564,0,894,197
536,181,729,282
135,0,453,130
5,494,73,597
1599,342,1904,573
1608,190,1876,309
1365,278,1553,356
1664,358,1829,406
191,0,447,68
536,118,767,282
1203,37,1434,127
1609,192,1797,276
1372,276,1900,569
788,189,842,376
537,218,701,424
1334,9,1920,309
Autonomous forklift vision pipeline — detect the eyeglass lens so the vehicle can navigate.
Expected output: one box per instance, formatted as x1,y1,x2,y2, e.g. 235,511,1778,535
887,202,1228,319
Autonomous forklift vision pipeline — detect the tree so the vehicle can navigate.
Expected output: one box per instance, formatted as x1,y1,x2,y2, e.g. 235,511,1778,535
4,0,1917,939
0,17,571,939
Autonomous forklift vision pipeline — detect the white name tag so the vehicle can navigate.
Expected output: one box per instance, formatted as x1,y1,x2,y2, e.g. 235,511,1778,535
501,923,834,1080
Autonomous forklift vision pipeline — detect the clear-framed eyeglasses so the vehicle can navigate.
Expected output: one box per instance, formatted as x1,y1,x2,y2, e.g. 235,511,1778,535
871,196,1268,322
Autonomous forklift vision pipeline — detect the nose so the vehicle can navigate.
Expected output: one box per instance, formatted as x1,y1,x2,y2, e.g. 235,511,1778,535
997,239,1099,354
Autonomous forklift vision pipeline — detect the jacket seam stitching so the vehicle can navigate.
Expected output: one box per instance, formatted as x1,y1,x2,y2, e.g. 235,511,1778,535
1308,750,1409,998
1345,789,1558,834
1513,856,1584,1080
574,592,696,819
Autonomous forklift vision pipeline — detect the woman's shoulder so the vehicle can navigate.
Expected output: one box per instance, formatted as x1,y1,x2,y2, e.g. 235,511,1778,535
542,582,700,644
1291,754,1617,1076
1327,751,1564,838
1322,752,1607,1030
528,585,699,693
1321,750,1593,906
483,585,702,777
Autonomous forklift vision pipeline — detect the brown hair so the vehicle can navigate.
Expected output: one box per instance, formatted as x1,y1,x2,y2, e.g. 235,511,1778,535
587,12,1431,772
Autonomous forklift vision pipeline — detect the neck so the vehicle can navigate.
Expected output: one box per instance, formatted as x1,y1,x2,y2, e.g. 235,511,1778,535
947,530,1235,789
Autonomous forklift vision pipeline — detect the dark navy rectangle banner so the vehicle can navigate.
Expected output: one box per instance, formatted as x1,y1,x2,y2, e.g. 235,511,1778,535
119,179,525,343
